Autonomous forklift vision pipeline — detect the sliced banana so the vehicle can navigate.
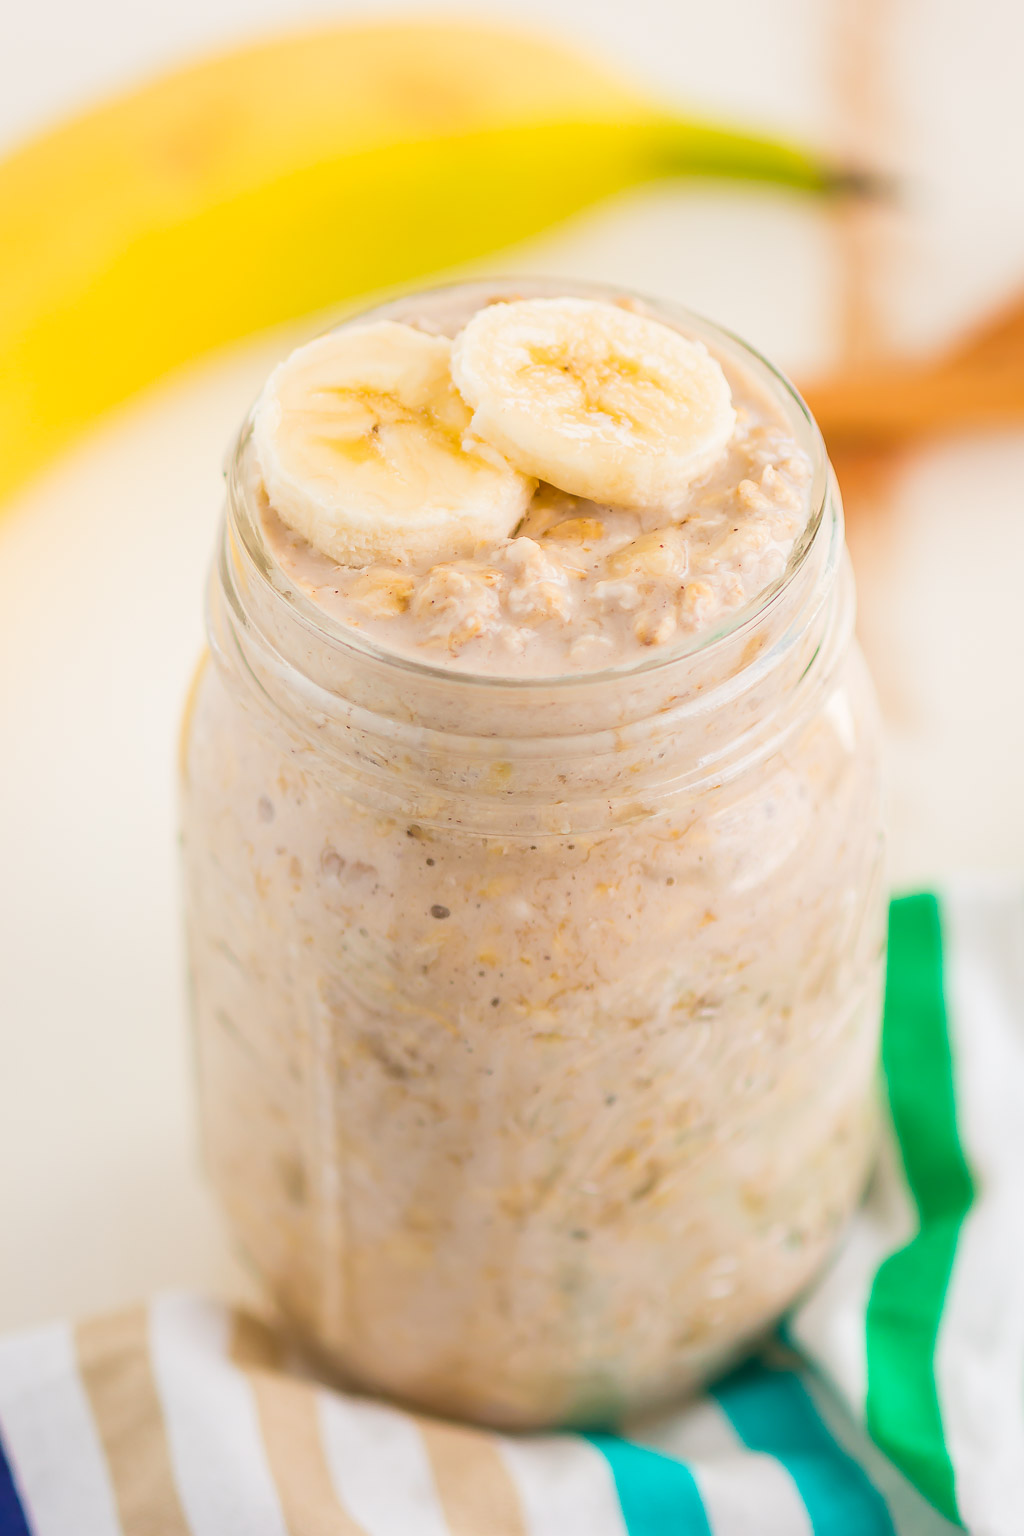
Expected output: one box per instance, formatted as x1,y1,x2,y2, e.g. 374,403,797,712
252,321,534,566
450,298,737,509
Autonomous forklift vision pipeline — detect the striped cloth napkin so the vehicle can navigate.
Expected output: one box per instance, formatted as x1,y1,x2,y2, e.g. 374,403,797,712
1,888,1021,1536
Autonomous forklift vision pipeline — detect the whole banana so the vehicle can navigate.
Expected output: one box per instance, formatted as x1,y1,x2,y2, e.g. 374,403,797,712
0,20,851,504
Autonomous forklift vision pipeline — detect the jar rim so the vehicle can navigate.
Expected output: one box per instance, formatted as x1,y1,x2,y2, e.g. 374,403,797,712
225,276,830,695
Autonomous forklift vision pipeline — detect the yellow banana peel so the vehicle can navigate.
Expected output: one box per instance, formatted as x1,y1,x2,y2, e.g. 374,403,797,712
0,20,853,504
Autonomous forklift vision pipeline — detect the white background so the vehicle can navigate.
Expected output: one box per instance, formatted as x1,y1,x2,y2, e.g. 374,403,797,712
2,0,1024,1329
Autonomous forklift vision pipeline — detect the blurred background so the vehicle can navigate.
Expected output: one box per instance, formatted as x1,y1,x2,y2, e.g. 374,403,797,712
2,0,1023,1332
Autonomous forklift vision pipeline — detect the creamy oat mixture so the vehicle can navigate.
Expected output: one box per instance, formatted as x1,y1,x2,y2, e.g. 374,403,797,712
258,296,813,675
182,282,885,1428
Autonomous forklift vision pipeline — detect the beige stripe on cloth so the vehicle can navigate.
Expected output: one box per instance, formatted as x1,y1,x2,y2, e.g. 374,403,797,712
417,1416,528,1536
229,1308,528,1535
75,1304,192,1536
230,1309,369,1536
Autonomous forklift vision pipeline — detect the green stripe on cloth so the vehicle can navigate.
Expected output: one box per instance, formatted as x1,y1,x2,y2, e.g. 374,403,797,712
712,1358,896,1535
866,894,974,1525
584,1433,711,1535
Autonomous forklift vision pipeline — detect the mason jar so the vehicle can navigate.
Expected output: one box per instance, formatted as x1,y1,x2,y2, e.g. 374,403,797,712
180,282,886,1429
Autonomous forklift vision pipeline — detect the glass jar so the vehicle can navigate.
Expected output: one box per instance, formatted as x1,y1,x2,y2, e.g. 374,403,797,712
180,282,886,1429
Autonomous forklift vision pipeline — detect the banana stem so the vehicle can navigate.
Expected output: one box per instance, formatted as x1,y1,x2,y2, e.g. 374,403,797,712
652,116,889,198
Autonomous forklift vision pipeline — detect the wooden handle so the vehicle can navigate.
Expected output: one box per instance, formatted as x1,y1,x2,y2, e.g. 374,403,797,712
801,291,1024,447
804,361,1024,446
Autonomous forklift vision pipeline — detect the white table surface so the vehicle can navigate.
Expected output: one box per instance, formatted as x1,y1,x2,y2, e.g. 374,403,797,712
2,0,1024,1332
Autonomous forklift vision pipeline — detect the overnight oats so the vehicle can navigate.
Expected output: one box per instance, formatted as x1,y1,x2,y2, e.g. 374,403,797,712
180,278,885,1428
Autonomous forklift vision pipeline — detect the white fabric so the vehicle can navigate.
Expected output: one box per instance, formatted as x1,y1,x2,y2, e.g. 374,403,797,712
936,885,1024,1534
317,1392,451,1536
150,1291,289,1536
496,1434,629,1536
630,1397,814,1536
0,1321,119,1536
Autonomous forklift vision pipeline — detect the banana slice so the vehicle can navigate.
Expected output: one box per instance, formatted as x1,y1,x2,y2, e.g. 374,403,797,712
450,298,737,509
252,321,534,566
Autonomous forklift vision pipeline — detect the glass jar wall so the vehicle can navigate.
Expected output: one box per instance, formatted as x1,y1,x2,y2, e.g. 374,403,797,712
180,283,886,1428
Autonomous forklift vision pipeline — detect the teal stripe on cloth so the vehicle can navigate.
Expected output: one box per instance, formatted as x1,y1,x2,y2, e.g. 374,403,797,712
866,894,973,1524
713,1358,896,1536
584,1433,712,1536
